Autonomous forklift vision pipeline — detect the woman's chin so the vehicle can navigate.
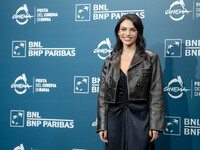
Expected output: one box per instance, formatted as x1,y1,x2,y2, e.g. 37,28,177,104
123,42,135,47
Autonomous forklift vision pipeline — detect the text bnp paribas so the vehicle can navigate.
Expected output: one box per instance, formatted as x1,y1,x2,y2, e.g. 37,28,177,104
93,4,145,20
26,111,74,128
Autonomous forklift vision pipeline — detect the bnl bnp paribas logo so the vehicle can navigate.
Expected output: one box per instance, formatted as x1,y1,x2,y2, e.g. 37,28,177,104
74,76,100,94
75,4,145,21
164,39,182,57
12,41,76,57
12,41,26,57
10,110,25,127
74,76,89,94
164,116,200,136
164,76,190,99
164,116,181,136
165,0,192,21
10,110,74,129
165,39,200,57
12,4,58,25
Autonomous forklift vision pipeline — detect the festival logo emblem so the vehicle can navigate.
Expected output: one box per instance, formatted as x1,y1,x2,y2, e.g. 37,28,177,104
164,116,181,136
11,74,32,95
92,118,97,127
74,76,89,93
11,73,57,94
12,4,33,25
13,144,25,150
12,4,59,25
12,41,26,57
164,76,190,99
165,0,191,21
75,4,91,21
93,38,112,60
10,110,25,127
164,39,182,57
13,143,40,150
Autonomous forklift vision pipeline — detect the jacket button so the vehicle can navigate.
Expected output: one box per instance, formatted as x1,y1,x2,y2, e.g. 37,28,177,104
136,83,140,86
136,73,139,76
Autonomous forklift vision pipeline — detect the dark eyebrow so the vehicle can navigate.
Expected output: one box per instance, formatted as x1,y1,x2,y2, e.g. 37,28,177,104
131,27,137,30
121,26,136,30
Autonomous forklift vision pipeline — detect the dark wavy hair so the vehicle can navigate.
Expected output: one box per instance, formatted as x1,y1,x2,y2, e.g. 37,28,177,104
112,14,146,54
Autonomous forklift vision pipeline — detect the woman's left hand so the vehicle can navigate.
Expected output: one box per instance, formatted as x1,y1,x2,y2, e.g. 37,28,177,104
149,130,159,142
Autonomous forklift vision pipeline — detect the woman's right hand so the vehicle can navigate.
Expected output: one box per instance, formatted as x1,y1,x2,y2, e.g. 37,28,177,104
99,130,108,143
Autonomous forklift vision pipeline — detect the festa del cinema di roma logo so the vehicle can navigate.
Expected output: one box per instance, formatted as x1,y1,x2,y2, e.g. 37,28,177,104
164,76,190,99
93,38,112,60
11,73,57,94
12,4,58,25
12,4,33,25
13,144,25,150
11,73,32,95
13,144,39,150
165,0,192,21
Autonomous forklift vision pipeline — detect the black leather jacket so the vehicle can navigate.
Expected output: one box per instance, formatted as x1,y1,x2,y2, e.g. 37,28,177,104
96,48,165,133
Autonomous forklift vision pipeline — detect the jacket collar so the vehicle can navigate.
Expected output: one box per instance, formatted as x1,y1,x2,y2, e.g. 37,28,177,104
109,47,146,71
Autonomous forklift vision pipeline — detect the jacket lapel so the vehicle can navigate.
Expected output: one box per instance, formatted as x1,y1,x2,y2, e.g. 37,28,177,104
128,48,146,70
109,47,146,71
109,49,121,73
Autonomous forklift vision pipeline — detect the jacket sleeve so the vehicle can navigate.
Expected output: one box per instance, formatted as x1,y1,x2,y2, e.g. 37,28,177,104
96,58,109,133
149,54,165,132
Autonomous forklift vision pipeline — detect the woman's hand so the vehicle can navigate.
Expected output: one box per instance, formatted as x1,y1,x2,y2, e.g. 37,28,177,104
149,130,159,143
99,130,108,143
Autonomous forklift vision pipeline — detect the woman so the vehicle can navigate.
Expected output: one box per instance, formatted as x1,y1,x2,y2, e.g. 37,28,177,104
96,14,164,150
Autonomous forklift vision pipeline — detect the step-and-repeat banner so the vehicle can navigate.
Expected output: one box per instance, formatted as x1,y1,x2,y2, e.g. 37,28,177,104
0,0,200,149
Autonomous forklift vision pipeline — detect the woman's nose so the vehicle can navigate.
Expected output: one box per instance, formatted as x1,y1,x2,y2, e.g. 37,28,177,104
125,30,130,35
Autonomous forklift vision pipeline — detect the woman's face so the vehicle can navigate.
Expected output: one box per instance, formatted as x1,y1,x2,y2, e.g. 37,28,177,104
118,19,138,47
